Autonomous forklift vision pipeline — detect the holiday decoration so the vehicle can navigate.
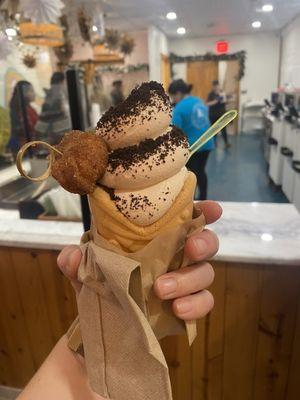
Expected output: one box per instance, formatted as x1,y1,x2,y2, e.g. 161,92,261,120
169,51,246,80
19,0,65,24
104,28,120,50
0,30,11,60
19,21,64,46
77,7,91,42
22,53,36,68
54,38,73,65
96,63,149,74
120,34,135,55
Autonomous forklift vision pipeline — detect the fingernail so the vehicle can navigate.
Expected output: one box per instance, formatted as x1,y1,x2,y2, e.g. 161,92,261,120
157,277,177,297
191,238,207,257
176,299,192,314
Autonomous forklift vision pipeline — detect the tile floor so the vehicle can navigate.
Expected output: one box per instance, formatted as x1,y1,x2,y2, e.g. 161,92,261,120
205,133,288,203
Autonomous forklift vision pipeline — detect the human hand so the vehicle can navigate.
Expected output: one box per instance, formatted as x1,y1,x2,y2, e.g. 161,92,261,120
57,200,222,321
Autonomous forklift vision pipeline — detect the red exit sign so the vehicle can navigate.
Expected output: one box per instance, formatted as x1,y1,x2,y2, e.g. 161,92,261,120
216,40,229,54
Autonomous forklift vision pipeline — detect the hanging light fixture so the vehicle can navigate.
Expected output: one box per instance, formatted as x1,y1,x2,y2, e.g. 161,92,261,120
19,21,64,46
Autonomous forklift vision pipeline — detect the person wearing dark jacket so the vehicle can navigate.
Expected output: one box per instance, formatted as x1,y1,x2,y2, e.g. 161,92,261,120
207,80,230,148
35,72,71,144
7,80,38,158
110,80,125,106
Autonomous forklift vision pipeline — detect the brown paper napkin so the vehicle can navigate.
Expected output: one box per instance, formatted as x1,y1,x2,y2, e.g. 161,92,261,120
67,213,205,399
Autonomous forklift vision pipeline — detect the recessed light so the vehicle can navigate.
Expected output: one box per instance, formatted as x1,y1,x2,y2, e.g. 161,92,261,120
252,21,262,29
5,28,17,37
166,12,177,20
262,4,274,12
92,25,98,32
261,233,273,242
177,27,186,35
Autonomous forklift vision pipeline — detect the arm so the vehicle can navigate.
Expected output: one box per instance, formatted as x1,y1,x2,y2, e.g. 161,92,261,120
206,99,218,106
206,92,218,107
17,336,104,400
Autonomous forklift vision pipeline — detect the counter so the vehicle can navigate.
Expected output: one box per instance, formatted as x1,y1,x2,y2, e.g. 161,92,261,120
1,202,300,400
1,202,299,264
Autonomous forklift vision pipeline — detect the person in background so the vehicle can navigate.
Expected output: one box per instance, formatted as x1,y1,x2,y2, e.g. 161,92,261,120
7,80,37,158
110,80,124,106
35,72,71,145
91,73,111,114
206,79,230,148
168,79,214,200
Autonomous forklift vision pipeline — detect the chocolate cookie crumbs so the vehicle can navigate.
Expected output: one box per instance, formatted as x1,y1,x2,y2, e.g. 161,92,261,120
107,126,188,173
96,81,172,141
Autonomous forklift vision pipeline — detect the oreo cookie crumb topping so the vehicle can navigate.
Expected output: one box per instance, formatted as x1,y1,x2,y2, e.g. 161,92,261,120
107,126,188,172
96,81,172,140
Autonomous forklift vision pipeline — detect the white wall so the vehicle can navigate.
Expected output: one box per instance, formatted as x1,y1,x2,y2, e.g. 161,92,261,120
280,15,300,89
169,32,280,106
148,26,168,82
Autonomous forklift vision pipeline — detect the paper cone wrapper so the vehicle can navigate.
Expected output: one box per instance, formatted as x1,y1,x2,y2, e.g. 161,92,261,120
67,172,206,400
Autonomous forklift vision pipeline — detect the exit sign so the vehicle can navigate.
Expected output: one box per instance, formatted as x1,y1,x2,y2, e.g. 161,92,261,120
216,40,229,54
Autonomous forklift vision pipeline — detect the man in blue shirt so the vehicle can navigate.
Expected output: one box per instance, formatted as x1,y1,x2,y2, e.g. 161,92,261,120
169,79,214,200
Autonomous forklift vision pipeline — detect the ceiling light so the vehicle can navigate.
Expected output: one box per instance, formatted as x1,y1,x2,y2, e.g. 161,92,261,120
166,12,177,20
252,21,262,29
262,4,274,12
177,27,186,35
261,233,273,242
92,25,98,32
5,28,17,37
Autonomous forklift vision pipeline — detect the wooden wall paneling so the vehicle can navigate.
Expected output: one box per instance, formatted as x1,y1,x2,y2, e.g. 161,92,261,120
36,250,77,342
161,333,192,400
285,284,300,399
0,248,35,387
173,333,192,400
222,263,261,400
9,248,56,370
0,316,13,386
206,261,226,400
191,318,206,400
160,335,177,397
253,265,300,400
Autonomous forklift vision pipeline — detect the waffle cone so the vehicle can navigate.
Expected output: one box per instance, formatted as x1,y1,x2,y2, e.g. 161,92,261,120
88,172,197,252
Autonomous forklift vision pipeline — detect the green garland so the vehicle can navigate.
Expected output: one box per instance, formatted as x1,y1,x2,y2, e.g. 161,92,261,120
169,51,246,80
96,63,149,74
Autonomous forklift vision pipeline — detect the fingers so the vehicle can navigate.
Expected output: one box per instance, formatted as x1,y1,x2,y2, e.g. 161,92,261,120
194,200,222,224
57,245,82,294
185,229,219,262
154,262,214,300
173,290,214,321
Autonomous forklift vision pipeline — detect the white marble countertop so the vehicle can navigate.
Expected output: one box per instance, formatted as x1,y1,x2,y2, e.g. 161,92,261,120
0,202,300,265
211,202,300,265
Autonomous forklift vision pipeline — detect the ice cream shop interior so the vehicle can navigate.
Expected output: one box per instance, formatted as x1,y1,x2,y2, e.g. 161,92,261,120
1,0,300,399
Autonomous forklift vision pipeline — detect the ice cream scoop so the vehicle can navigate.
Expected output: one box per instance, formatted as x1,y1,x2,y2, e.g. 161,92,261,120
96,81,172,150
111,167,188,226
101,126,189,190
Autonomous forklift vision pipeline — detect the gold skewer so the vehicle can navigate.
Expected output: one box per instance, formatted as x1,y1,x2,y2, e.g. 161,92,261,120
16,141,62,182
